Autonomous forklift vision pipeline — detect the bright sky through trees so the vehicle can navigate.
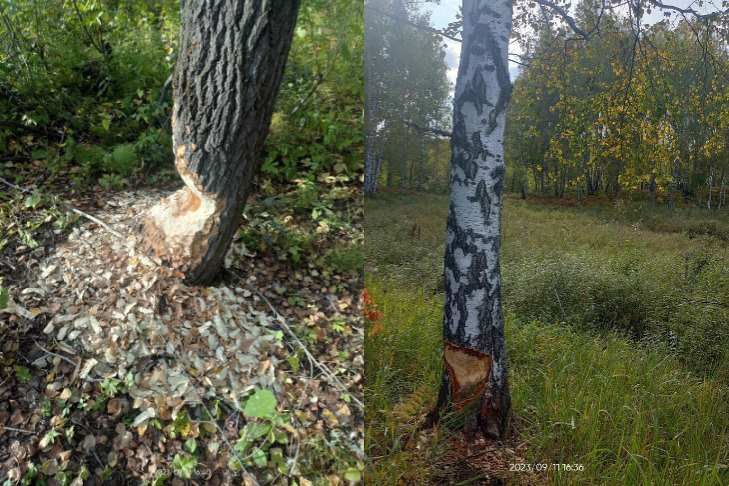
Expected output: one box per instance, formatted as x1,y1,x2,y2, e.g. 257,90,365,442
419,0,722,92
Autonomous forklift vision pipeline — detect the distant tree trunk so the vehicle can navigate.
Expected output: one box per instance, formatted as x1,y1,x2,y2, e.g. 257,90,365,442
417,138,427,190
364,149,382,195
586,166,600,195
408,153,415,187
364,2,380,196
707,165,714,210
140,1,300,284
435,0,512,440
719,169,726,210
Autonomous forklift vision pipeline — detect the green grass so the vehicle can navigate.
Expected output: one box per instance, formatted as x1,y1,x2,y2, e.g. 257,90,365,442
367,193,729,379
324,243,365,275
365,192,729,485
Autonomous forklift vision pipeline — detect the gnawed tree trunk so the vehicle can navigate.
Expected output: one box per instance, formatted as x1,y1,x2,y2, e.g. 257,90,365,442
141,0,300,284
435,0,512,439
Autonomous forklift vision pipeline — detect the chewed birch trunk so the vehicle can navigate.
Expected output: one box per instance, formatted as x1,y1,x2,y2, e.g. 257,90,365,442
437,0,512,439
140,0,300,284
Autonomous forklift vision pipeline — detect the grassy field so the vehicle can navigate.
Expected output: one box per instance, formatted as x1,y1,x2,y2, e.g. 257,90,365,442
365,192,729,485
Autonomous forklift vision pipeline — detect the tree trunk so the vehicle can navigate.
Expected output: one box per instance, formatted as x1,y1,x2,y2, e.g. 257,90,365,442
540,163,546,194
418,137,427,190
364,22,379,197
364,149,382,195
140,0,300,284
436,0,512,440
707,166,714,210
719,170,726,210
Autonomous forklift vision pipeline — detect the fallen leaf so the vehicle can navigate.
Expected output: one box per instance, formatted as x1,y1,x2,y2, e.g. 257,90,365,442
132,407,156,427
79,358,97,379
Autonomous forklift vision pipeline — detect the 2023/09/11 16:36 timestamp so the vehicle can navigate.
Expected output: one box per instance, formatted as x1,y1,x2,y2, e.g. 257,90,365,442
510,463,585,473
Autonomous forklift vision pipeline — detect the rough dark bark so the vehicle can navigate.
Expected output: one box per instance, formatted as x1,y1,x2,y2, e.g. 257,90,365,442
435,0,512,440
141,0,300,284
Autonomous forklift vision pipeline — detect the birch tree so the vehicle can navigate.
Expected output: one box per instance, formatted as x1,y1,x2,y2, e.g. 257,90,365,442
435,0,513,439
433,0,729,439
140,1,300,284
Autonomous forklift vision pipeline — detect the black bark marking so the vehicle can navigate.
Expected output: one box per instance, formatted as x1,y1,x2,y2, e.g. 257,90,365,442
471,17,511,135
468,179,492,225
492,165,505,196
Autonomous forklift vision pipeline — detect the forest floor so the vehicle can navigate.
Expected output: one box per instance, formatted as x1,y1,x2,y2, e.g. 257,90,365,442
0,172,364,485
365,191,729,485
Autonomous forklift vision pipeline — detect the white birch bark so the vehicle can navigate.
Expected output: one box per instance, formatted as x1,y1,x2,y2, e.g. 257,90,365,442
438,0,513,438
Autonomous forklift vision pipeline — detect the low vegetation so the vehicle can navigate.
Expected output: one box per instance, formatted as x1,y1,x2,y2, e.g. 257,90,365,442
365,192,729,485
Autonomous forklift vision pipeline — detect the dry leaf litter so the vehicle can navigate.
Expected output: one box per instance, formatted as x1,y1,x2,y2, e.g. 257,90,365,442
2,188,364,482
29,191,279,413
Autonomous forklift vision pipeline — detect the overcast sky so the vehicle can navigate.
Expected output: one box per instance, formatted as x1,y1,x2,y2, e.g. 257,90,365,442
419,0,721,94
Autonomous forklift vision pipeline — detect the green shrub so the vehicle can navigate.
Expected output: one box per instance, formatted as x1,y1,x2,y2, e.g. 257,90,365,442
99,173,126,191
103,144,137,176
504,253,668,337
366,193,729,382
74,144,107,166
134,128,173,170
324,245,364,275
238,216,314,265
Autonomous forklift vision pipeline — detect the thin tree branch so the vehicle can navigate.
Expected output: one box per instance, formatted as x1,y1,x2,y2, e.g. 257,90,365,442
0,176,124,239
157,74,173,106
290,72,325,116
509,55,529,66
404,120,452,138
258,287,363,411
365,4,462,42
70,0,106,56
34,341,81,378
1,426,34,434
228,268,364,412
534,0,590,38
645,0,729,20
